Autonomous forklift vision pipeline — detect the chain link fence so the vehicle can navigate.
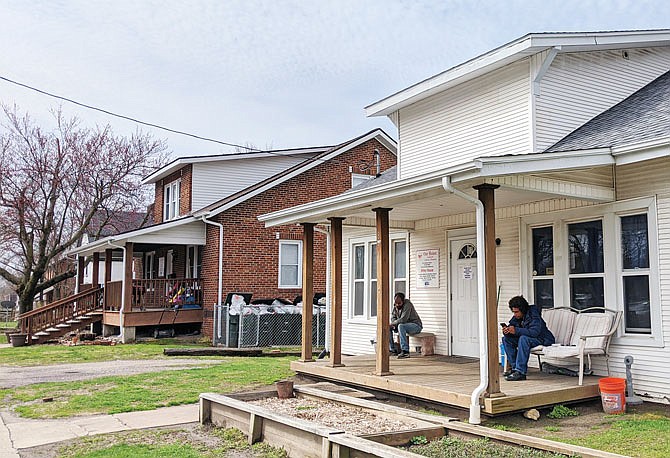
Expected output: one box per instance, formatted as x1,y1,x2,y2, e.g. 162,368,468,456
213,304,326,348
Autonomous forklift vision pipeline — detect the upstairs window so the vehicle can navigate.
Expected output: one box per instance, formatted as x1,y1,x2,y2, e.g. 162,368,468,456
163,180,181,221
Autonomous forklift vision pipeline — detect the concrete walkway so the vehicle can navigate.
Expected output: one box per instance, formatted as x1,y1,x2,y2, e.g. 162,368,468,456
0,403,199,457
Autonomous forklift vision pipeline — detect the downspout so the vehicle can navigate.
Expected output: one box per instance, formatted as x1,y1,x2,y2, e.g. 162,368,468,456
202,215,224,342
314,226,331,354
106,240,126,337
442,176,488,425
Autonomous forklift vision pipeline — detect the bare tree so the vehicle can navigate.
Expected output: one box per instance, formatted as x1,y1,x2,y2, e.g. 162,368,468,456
0,105,168,314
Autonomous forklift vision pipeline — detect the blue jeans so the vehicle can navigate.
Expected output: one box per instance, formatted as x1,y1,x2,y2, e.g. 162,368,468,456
390,322,422,352
502,334,542,375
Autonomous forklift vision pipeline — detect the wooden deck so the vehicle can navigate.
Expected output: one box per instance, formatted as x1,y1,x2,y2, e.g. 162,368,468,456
292,354,601,415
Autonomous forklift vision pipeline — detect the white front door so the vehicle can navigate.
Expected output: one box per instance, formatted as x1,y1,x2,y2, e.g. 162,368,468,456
450,237,479,357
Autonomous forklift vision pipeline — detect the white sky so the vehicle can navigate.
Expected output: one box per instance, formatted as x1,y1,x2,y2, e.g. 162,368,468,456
1,0,668,157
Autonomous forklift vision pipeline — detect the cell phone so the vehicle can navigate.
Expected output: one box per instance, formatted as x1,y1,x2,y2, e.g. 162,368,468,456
500,322,507,328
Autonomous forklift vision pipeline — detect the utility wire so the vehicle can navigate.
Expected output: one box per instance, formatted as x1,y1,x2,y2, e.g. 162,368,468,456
0,74,381,169
0,74,262,151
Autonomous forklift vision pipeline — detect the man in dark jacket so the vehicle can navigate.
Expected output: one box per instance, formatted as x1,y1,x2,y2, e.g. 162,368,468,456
502,295,555,381
389,292,423,359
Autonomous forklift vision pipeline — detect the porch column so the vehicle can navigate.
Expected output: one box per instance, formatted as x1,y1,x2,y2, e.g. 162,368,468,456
327,217,345,367
473,184,501,396
373,208,393,376
123,242,134,313
121,242,135,343
300,223,315,362
92,252,100,288
104,249,113,283
77,255,85,292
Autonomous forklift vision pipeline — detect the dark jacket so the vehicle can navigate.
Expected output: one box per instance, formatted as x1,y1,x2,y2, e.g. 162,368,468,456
391,299,423,328
509,305,555,345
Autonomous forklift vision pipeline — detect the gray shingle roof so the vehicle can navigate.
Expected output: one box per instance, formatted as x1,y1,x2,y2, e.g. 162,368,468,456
546,70,670,153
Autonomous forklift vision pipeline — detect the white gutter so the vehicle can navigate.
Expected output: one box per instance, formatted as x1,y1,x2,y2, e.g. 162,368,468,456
442,176,488,425
314,226,331,352
106,240,127,339
201,216,224,340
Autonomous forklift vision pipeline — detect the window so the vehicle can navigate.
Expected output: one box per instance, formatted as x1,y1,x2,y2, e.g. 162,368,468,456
163,180,181,221
620,214,651,334
568,220,604,310
523,197,660,345
350,236,408,320
144,252,155,279
351,173,373,188
279,241,302,288
532,226,554,308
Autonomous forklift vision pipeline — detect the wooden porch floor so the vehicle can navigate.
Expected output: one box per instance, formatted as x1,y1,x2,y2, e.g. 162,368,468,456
292,353,601,415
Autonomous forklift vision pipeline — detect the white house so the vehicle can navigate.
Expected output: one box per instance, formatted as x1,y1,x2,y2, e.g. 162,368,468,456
259,30,670,415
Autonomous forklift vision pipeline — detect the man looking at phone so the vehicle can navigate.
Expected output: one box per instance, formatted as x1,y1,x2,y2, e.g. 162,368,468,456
501,296,555,381
389,292,422,359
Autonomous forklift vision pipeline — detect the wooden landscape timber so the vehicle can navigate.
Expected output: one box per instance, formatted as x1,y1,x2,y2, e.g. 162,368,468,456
200,383,627,458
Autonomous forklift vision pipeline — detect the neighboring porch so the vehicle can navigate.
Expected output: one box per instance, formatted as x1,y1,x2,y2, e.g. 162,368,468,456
291,354,601,415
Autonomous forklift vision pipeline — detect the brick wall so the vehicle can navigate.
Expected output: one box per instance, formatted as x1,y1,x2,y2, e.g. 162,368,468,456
201,138,396,337
153,164,193,223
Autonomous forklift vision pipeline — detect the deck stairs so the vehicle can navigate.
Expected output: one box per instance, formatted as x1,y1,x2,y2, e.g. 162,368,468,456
17,287,104,344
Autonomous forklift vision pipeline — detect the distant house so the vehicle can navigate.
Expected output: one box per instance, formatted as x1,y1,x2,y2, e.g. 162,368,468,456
259,30,670,412
33,129,396,343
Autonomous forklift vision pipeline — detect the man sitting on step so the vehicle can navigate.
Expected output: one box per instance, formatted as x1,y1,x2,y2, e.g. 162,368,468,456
389,292,423,359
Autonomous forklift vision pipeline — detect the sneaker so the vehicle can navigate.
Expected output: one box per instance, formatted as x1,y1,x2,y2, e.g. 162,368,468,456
389,349,398,355
397,351,410,359
503,369,513,377
505,371,526,381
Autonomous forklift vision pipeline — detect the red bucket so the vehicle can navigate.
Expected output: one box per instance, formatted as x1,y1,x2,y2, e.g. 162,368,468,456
599,377,626,414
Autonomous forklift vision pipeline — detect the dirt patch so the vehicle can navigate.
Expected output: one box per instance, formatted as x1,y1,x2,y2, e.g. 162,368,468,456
484,398,670,441
249,396,420,435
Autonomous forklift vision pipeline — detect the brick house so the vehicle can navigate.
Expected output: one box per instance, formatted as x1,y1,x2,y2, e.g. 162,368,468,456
50,129,395,343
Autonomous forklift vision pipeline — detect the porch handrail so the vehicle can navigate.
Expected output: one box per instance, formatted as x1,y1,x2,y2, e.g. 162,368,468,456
130,278,203,310
17,287,103,339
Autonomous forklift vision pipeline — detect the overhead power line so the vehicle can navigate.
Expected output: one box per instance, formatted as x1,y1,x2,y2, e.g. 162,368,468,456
0,74,385,169
0,74,261,152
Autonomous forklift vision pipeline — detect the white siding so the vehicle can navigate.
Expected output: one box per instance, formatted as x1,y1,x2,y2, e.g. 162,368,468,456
408,230,449,355
535,47,670,151
191,155,310,210
340,227,379,356
398,59,532,180
535,166,614,189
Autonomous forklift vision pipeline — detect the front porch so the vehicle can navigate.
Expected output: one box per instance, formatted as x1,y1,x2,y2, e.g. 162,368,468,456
292,354,601,415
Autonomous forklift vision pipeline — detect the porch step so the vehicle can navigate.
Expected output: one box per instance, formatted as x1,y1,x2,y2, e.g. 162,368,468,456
65,319,82,324
56,323,71,329
33,331,51,336
45,327,60,332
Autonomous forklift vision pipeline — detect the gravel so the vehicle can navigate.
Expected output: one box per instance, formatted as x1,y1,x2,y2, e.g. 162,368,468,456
249,397,419,435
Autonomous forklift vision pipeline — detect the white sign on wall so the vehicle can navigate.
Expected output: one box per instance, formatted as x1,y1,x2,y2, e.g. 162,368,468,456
416,249,439,288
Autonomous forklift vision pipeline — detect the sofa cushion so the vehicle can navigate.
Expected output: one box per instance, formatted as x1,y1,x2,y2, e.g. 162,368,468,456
542,308,575,345
570,312,612,350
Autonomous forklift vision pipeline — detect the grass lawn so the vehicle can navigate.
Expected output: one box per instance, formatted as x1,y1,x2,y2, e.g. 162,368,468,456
53,425,287,458
0,339,210,366
0,356,296,418
550,413,670,458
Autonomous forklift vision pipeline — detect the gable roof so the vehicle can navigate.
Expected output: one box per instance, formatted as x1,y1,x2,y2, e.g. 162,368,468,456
194,128,397,218
366,29,670,117
546,69,670,152
142,145,333,185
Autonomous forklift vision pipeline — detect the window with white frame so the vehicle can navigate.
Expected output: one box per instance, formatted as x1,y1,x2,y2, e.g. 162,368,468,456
350,236,408,320
278,240,302,288
144,252,155,279
163,179,181,221
524,198,660,343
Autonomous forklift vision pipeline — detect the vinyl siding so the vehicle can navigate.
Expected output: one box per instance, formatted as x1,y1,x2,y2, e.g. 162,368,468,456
535,47,670,152
397,59,532,180
191,155,311,210
534,166,614,189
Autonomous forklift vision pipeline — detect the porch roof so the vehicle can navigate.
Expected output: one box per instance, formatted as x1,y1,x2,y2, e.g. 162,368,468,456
258,151,617,227
69,216,206,257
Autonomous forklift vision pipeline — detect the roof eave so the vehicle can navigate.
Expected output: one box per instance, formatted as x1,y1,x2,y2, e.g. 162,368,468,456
366,30,670,118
